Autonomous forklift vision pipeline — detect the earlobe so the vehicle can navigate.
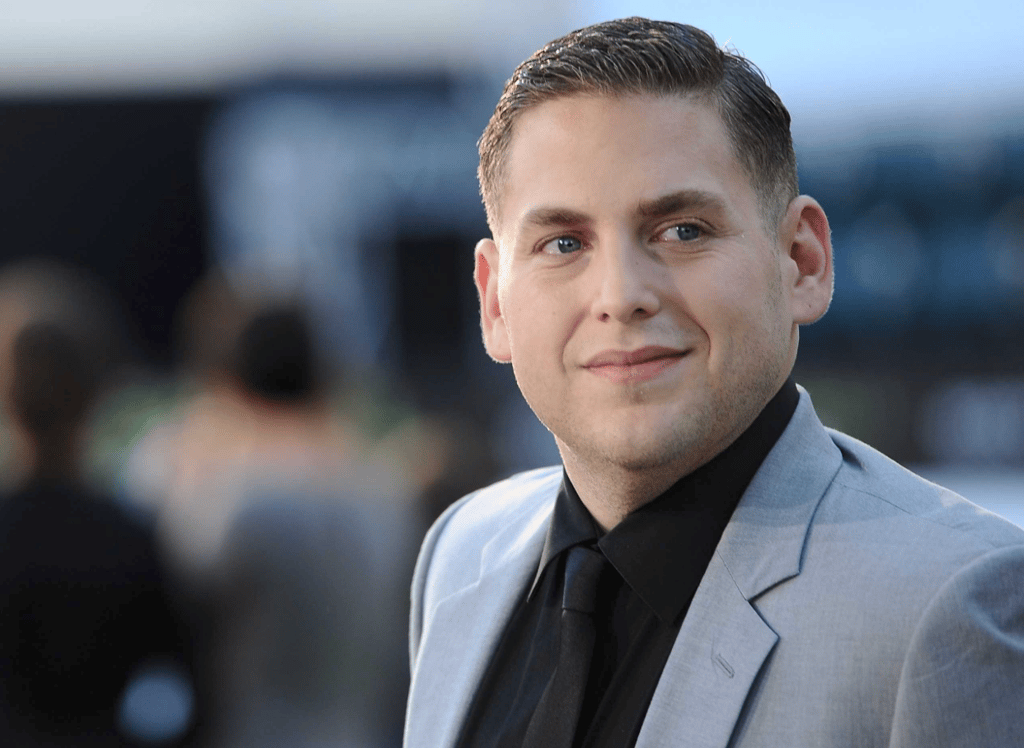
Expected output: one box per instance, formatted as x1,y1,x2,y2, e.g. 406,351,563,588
784,196,834,325
474,238,512,363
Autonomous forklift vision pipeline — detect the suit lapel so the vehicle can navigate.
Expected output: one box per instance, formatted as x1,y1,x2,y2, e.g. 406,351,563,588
636,554,779,748
637,389,844,748
406,493,553,748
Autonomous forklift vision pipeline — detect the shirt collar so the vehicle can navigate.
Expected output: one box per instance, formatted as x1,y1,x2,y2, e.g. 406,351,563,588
529,473,601,598
529,377,799,619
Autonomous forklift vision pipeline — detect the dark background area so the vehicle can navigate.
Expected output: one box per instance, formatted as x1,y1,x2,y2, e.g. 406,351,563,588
0,98,213,367
0,90,1023,472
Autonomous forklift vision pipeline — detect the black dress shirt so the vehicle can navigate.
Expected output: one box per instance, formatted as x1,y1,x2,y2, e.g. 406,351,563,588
456,378,799,748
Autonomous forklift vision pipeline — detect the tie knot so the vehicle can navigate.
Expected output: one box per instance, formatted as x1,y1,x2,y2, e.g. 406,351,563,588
562,545,606,614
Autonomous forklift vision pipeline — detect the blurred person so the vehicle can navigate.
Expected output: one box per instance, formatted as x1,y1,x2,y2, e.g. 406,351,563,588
146,291,415,748
405,17,1024,748
0,258,128,490
0,320,197,747
414,414,503,533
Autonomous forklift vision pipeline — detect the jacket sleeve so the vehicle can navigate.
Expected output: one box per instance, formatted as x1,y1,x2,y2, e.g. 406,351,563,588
889,543,1024,747
408,492,476,670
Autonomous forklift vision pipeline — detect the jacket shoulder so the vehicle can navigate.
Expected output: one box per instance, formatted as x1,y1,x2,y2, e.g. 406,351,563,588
431,465,563,555
825,428,1024,550
408,466,561,661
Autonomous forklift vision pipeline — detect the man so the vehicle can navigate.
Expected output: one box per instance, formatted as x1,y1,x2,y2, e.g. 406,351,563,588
405,17,1024,748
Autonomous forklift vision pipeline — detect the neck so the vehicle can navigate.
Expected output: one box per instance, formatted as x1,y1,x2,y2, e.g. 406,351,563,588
557,391,790,531
559,378,798,531
558,443,722,531
559,466,670,532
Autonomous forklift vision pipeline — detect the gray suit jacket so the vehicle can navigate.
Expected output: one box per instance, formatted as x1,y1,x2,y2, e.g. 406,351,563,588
406,389,1024,747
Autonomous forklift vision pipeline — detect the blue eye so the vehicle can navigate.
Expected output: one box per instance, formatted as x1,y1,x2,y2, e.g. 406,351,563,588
542,236,583,255
660,224,701,242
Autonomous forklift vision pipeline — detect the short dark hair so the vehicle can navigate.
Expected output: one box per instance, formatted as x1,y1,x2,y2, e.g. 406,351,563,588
231,305,322,404
9,322,98,438
478,17,798,230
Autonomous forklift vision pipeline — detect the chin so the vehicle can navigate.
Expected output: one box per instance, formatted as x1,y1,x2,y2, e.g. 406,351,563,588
615,440,702,474
568,422,710,475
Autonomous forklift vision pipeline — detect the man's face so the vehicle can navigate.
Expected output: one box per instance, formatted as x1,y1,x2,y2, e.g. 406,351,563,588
476,94,807,483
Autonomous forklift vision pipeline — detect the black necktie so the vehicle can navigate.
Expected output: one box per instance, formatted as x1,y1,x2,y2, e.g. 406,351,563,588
522,545,608,748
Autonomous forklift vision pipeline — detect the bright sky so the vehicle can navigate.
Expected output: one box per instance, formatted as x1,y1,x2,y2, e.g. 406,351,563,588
585,0,1024,137
0,0,1020,139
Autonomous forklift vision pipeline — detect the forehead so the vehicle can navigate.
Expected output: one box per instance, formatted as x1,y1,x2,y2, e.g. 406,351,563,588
498,94,756,234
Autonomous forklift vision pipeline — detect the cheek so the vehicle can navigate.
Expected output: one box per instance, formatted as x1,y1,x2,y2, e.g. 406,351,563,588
505,279,576,355
696,270,779,361
502,284,552,360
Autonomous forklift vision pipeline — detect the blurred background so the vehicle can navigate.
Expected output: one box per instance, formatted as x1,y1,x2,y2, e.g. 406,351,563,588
0,0,1021,744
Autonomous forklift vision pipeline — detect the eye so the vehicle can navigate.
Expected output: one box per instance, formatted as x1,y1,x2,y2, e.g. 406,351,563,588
540,235,584,255
657,223,703,242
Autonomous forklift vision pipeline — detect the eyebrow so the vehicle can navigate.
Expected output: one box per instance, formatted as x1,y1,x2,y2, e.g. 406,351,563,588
518,189,728,232
520,206,592,231
635,189,727,221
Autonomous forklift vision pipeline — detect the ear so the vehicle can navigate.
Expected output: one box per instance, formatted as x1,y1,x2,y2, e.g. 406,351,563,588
473,238,512,363
780,196,833,324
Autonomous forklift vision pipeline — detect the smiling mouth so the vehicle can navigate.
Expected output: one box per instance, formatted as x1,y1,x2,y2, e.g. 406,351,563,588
584,347,687,384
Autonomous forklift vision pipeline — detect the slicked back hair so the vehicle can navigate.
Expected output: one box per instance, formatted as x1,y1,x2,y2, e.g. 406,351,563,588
478,17,798,233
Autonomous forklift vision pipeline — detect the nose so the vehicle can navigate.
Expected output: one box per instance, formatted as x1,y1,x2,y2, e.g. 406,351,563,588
588,238,662,323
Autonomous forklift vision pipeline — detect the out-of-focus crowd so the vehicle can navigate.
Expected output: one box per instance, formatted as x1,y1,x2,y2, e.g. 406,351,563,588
0,257,497,747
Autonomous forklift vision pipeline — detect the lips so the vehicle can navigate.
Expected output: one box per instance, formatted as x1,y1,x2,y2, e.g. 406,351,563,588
583,346,687,383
